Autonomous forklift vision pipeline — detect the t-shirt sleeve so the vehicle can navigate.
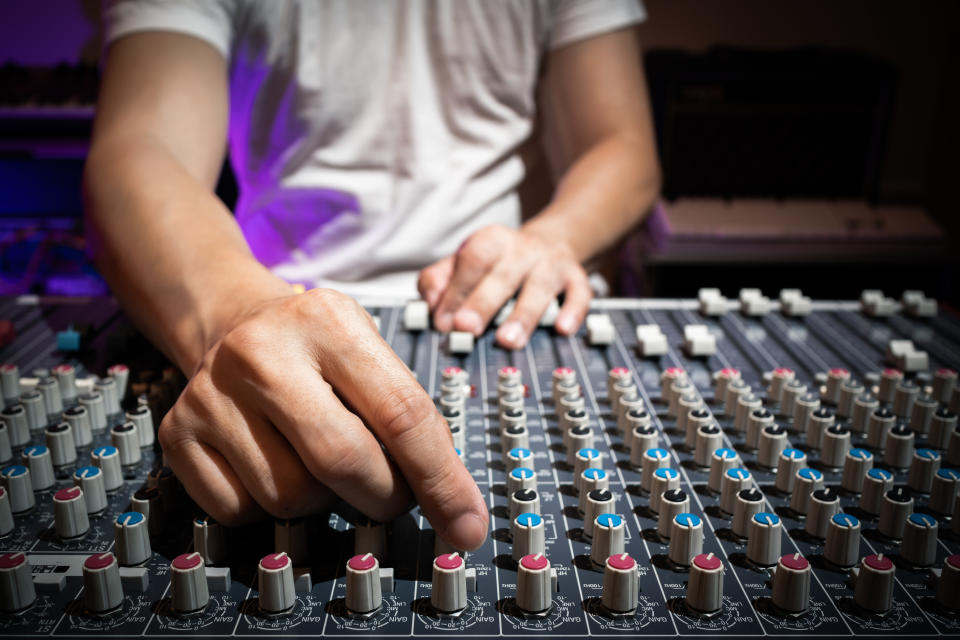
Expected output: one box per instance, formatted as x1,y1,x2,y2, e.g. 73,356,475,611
548,0,647,50
102,0,234,58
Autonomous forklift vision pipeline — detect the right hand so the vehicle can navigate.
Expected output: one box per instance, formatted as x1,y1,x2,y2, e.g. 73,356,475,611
158,288,489,550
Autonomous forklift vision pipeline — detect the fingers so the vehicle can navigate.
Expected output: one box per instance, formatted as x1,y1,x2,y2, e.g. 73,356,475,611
453,258,530,336
495,267,562,349
418,255,454,310
555,266,593,335
432,231,503,332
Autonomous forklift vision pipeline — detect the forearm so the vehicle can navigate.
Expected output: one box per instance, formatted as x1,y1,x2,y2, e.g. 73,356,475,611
83,135,292,374
522,131,660,264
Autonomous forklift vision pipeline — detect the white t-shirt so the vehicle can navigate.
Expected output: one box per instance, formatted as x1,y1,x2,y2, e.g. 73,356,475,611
104,0,645,297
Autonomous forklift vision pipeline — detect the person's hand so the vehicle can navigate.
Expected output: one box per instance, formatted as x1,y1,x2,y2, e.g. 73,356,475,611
418,225,592,349
158,288,489,550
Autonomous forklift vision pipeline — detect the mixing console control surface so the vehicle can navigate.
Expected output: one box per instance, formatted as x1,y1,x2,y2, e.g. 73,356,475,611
0,293,959,638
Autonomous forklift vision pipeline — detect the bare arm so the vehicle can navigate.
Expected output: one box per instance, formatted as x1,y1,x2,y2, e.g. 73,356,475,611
420,27,660,347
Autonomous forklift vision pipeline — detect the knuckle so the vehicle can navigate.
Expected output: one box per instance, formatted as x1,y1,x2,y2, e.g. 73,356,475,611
377,387,437,442
310,434,369,486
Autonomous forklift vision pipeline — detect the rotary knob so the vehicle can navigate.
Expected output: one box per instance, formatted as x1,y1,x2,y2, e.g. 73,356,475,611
639,447,670,493
111,423,141,467
21,445,55,491
125,405,155,448
708,447,739,494
590,513,626,567
668,513,704,567
933,369,958,404
431,552,467,614
657,489,690,539
734,393,762,433
820,425,851,469
723,378,750,418
790,391,819,433
516,553,553,613
877,487,913,539
907,448,941,493
45,422,77,469
578,468,609,514
676,394,704,439
40,376,64,415
53,486,89,540
683,408,712,449
824,513,860,568
930,468,960,514
693,423,723,468
512,512,546,562
850,393,879,435
83,552,124,614
94,377,121,417
607,366,631,400
601,553,638,614
841,448,874,494
805,407,835,450
91,445,123,492
659,367,686,400
78,392,107,433
258,552,296,615
616,395,645,430
949,424,960,466
732,487,764,538
715,367,742,401
107,363,130,400
52,364,77,401
893,379,919,419
878,368,903,404
771,553,811,613
21,391,46,431
621,406,651,438
171,552,209,614
507,467,536,496
930,408,957,450
745,408,774,451
900,513,938,567
0,488,13,536
686,553,724,614
883,425,915,469
1,465,35,514
910,394,938,437
767,367,795,404
1,406,28,447
582,489,615,539
669,378,697,418
756,424,788,469
194,515,227,565
628,425,658,468
746,512,782,567
508,489,540,521
936,554,960,612
501,423,529,458
649,467,680,515
720,468,753,515
0,423,9,464
73,466,107,514
115,511,151,566
0,552,35,613
448,420,465,452
837,379,864,418
572,448,601,491
131,487,162,535
504,447,533,473
859,468,894,515
823,368,850,405
805,488,840,540
774,448,806,493
63,405,92,448
782,381,810,420
553,365,578,392
866,407,895,450
789,468,824,515
854,554,895,613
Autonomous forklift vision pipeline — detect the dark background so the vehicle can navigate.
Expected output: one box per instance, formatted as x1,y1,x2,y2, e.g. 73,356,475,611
1,0,957,307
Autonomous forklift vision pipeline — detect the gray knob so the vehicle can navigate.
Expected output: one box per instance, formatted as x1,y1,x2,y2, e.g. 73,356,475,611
439,393,465,416
780,380,808,419
621,406,651,438
516,553,552,614
430,552,467,614
21,445,55,490
501,423,529,458
1,465,35,513
115,511,151,566
0,422,10,464
930,408,957,450
694,423,723,468
1,406,28,447
878,368,903,404
805,488,840,539
676,394,703,440
63,405,92,448
837,380,864,419
906,448,940,493
900,513,937,567
0,488,13,535
582,489,615,539
841,448,874,494
756,424,788,469
553,365,578,391
767,367,795,404
506,467,536,496
0,552,35,613
95,377,121,417
854,554,895,613
512,512,545,562
668,513,704,567
708,448,739,493
52,364,77,402
893,379,919,419
746,512,782,567
824,513,860,568
571,447,600,487
125,405,155,448
930,468,960,514
936,554,960,611
686,553,724,613
0,364,20,401
107,363,130,401
111,423,141,467
194,515,227,565
448,421,465,452
590,513,626,567
648,467,680,515
684,408,712,450
932,368,957,404
883,425,915,470
258,552,296,614
504,447,533,473
639,447,670,493
823,368,850,405
628,425,658,468
669,379,696,418
734,393,762,433
949,423,960,466
657,489,690,539
616,395,645,430
73,466,107,514
877,487,913,539
859,468,894,515
720,468,753,515
601,553,639,614
792,393,820,436
53,486,89,540
131,487,163,535
745,408,774,450
21,391,46,431
723,378,750,418
91,445,123,492
508,489,540,521
909,394,938,437
45,422,77,468
867,407,895,450
170,552,209,614
607,366,631,400
789,468,824,515
820,425,851,469
732,487,764,538
771,553,811,613
805,407,835,450
659,367,686,400
83,552,124,614
578,468,609,514
850,393,879,435
774,448,806,493
78,392,106,433
715,367,742,403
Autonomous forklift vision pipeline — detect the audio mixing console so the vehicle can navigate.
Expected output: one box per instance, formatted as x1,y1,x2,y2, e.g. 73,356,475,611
0,289,959,638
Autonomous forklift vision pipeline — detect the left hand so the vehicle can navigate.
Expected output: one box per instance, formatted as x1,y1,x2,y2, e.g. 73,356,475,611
418,225,592,349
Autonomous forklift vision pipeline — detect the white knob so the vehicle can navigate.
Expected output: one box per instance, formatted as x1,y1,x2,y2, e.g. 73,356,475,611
512,512,545,562
878,368,903,404
0,488,13,535
936,554,960,611
756,424,788,469
771,553,811,613
125,405,155,448
94,377,120,417
734,393,762,433
850,393,879,434
107,363,130,400
867,407,895,450
859,468,894,515
21,391,46,431
345,553,381,614
900,513,938,567
676,394,703,440
501,424,529,459
590,513,626,567
131,487,163,535
693,424,723,468
504,447,533,473
767,367,795,404
659,367,686,399
883,425,915,469
577,468,609,514
111,423,141,467
745,408,774,451
909,394,937,436
820,425,851,469
907,448,941,493
774,448,806,493
877,486,913,539
431,552,467,614
780,380,809,420
78,392,106,433
804,488,840,539
686,553,724,613
648,467,680,515
1,406,28,447
949,422,960,466
639,448,670,493
723,378,750,418
683,407,712,450
823,368,850,405
601,553,638,614
930,408,957,450
21,445,54,491
668,513,704,567
52,364,77,401
841,448,874,494
582,489,615,539
708,447,739,493
0,364,22,401
1,465,35,513
789,468,824,515
45,422,76,469
508,489,540,521
63,405,92,447
616,395,645,430
746,512,782,567
893,379,919,418
720,468,753,515
506,467,536,496
0,422,10,464
91,445,123,492
732,487,764,538
669,378,696,418
0,552,35,613
53,486,89,540
194,515,228,565
258,552,296,614
805,407,835,450
170,552,209,614
607,366,631,400
930,468,960,514
628,425,658,468
657,489,689,539
83,552,124,614
824,513,860,568
715,367,741,402
620,406,651,438
837,380,864,418
516,553,553,613
933,368,958,404
115,511,151,566
572,448,601,491
854,553,895,613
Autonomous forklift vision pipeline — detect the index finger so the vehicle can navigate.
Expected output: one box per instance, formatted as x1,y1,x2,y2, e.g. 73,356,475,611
319,328,489,550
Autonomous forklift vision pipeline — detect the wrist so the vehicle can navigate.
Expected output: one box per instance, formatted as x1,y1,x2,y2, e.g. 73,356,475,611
520,213,588,263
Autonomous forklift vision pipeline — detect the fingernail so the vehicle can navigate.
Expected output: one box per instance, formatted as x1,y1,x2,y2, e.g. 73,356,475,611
444,511,488,551
436,312,453,330
456,309,483,335
556,313,576,334
498,321,524,346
